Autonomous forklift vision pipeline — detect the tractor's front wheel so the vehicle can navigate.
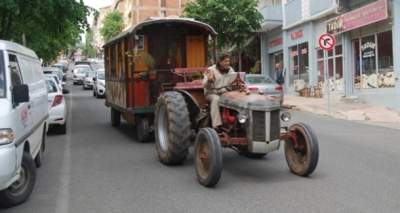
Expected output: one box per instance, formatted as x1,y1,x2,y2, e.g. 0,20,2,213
194,128,222,187
284,123,319,177
155,92,192,165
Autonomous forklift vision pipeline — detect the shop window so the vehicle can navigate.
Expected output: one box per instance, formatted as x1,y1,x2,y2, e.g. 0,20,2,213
289,43,309,89
353,39,361,88
377,31,394,88
317,44,344,91
361,35,376,78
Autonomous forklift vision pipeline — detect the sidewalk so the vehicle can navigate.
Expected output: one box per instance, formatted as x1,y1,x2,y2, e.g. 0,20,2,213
284,95,400,130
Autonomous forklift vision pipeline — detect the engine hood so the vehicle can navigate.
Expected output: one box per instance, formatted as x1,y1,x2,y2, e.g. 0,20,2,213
219,91,280,111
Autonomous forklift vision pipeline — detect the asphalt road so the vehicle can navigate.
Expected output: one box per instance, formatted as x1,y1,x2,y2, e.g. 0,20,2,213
3,82,400,213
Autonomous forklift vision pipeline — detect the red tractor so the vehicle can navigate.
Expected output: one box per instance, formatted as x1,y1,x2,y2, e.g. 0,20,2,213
154,69,319,187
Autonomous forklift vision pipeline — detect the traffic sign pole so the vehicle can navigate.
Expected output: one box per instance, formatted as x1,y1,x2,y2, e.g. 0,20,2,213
319,33,336,115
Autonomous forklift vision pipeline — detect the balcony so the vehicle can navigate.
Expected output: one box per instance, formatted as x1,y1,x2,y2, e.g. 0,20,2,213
259,4,283,32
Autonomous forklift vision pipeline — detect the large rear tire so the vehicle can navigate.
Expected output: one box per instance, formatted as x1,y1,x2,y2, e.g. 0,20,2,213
111,108,121,127
284,123,319,177
194,128,222,187
155,91,192,165
0,152,36,208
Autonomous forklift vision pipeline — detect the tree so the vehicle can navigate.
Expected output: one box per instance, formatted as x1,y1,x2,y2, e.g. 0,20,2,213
83,29,97,58
184,0,263,71
100,11,124,42
0,0,92,63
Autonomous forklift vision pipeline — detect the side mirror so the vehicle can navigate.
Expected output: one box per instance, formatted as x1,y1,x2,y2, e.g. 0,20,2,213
12,84,30,106
62,88,70,94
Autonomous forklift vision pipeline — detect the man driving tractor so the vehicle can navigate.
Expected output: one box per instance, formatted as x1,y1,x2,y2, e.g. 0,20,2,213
202,53,236,129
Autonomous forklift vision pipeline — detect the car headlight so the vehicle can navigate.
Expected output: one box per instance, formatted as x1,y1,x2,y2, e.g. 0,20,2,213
0,129,15,145
238,114,247,124
281,112,291,122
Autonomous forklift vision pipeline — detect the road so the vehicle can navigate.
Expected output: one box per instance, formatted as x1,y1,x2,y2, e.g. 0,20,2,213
3,82,400,213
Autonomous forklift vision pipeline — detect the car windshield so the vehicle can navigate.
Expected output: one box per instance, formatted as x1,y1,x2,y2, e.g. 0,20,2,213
46,79,58,93
246,76,274,84
77,67,89,74
97,72,105,80
0,51,5,98
86,71,96,78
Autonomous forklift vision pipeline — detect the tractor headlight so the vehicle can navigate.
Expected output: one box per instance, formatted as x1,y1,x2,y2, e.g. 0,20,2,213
238,114,247,124
0,129,15,145
281,112,291,122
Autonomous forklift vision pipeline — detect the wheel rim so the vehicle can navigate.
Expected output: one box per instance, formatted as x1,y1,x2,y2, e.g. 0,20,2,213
157,104,169,152
8,165,29,196
196,136,210,180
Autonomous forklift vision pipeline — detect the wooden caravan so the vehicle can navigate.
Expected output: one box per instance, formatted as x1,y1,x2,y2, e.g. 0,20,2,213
103,17,217,141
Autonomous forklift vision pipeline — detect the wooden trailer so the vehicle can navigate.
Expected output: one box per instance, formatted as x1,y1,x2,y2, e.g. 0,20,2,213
103,17,217,141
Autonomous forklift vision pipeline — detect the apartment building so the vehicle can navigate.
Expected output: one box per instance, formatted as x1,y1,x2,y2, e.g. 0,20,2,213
259,0,400,110
113,0,193,30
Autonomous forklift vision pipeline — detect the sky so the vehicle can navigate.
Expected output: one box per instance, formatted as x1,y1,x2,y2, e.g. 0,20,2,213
83,0,112,10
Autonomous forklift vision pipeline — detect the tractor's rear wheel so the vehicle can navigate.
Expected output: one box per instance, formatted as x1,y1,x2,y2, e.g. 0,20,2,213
194,128,222,187
155,91,192,165
111,108,121,127
136,117,151,143
284,123,319,177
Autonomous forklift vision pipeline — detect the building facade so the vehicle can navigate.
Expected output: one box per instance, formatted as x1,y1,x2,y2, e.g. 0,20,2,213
259,0,400,110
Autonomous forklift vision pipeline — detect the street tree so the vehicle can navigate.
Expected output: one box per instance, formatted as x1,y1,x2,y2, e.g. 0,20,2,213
0,0,91,63
184,0,263,71
100,11,125,42
83,29,97,58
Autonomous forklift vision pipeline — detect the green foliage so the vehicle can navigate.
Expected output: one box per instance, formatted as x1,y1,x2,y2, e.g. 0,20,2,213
100,11,124,42
184,0,263,50
0,0,91,63
82,29,97,58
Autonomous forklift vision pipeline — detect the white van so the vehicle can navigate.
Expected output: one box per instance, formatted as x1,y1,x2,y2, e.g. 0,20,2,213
0,40,48,207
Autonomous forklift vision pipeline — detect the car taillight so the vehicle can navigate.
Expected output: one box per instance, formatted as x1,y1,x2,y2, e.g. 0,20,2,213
275,85,283,92
248,87,258,92
52,95,63,107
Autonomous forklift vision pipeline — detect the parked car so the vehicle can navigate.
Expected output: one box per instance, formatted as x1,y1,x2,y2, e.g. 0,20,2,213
93,69,105,98
72,65,91,85
0,40,48,207
52,63,67,73
43,67,64,82
244,74,284,103
82,70,96,90
43,73,64,89
45,77,67,134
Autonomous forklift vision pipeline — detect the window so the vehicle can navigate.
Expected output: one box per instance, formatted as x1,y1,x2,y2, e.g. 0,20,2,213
46,80,58,93
317,44,344,91
0,51,5,98
8,54,23,87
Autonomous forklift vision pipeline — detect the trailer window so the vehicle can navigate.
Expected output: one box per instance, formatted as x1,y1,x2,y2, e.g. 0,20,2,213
0,51,5,98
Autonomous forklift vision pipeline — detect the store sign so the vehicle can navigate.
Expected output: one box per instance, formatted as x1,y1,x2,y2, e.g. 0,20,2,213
268,37,283,48
361,41,376,58
291,30,303,40
327,0,388,34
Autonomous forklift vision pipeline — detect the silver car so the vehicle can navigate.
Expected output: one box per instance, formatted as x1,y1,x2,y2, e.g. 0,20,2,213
245,74,284,103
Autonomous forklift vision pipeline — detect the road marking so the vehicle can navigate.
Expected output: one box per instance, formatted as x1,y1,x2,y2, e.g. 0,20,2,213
55,87,73,213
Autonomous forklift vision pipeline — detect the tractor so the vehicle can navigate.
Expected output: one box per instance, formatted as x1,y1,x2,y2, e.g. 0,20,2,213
154,69,319,187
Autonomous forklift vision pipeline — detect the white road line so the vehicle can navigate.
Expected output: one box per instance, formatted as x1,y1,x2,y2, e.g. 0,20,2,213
55,87,73,213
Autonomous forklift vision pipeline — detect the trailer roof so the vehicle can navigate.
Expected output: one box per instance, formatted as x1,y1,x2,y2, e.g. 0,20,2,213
104,17,218,47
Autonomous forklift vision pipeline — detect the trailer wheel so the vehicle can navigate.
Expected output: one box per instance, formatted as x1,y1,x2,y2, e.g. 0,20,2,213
194,128,222,187
284,123,319,177
136,117,151,143
0,152,36,208
155,91,192,165
111,108,121,127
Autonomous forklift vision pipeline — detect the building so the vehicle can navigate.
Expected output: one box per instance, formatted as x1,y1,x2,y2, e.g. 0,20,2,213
259,0,400,110
113,0,194,30
93,5,112,53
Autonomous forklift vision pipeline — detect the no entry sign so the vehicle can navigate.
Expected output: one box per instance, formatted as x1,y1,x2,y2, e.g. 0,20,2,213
319,33,336,51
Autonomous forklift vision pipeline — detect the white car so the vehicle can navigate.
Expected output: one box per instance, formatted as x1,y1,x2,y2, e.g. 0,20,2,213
45,77,67,134
43,67,63,82
93,70,105,98
72,65,91,85
43,73,64,89
82,71,96,90
0,40,48,207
